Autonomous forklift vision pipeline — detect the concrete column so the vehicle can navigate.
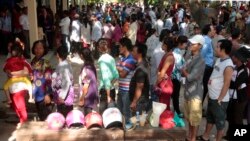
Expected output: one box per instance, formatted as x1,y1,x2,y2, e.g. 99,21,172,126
24,0,38,57
63,0,68,10
50,0,57,15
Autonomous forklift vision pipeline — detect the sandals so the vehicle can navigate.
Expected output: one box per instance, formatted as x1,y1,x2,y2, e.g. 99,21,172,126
196,135,210,141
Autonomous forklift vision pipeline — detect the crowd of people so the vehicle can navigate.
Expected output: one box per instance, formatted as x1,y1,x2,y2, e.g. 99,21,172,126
1,1,250,141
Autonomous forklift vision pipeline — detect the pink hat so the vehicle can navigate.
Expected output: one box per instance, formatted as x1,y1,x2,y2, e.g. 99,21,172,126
46,112,65,130
66,109,85,128
85,111,103,129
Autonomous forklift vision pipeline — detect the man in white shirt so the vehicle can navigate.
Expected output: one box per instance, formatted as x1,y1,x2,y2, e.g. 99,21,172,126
91,15,102,43
146,29,159,59
19,7,30,58
59,10,70,52
91,14,102,58
177,5,184,24
164,12,174,30
155,13,164,37
149,7,156,26
199,39,234,141
70,14,82,54
127,14,138,46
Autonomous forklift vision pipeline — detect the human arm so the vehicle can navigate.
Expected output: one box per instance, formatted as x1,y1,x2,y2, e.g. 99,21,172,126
156,55,174,84
130,82,144,111
182,59,205,82
130,69,146,111
217,66,234,103
117,66,129,78
79,67,90,106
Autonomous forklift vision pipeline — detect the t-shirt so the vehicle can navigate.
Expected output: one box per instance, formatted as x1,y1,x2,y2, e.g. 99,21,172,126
208,58,234,102
117,54,136,92
129,61,149,102
4,57,32,73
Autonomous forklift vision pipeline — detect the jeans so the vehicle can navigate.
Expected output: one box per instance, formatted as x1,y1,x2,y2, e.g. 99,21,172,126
117,91,131,123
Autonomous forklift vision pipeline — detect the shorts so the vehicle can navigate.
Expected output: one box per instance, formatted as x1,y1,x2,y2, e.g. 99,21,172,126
206,98,228,130
183,98,202,126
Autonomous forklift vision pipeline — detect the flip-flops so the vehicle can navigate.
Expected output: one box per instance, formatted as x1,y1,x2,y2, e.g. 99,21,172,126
196,135,210,141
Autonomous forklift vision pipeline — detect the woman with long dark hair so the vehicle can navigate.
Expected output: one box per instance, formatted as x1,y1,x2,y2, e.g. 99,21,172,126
78,48,99,115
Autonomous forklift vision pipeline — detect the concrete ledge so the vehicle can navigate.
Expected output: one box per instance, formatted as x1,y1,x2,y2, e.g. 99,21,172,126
16,122,186,141
125,128,186,141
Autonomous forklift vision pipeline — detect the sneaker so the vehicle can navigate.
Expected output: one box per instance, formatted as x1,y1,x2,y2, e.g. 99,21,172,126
125,122,133,130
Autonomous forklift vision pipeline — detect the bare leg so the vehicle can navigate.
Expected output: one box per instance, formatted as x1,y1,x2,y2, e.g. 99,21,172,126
203,123,214,140
216,129,224,141
4,90,12,104
190,124,198,141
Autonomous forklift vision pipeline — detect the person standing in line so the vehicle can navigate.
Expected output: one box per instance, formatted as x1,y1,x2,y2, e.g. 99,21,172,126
19,7,30,58
81,16,91,48
52,46,74,117
31,40,53,121
156,37,175,110
198,39,234,141
69,13,82,54
225,47,250,140
130,43,150,114
97,38,119,114
127,14,138,46
3,42,32,129
116,37,136,130
171,35,188,118
150,29,172,103
0,7,12,55
201,24,216,103
91,14,103,58
181,35,205,141
78,48,99,115
59,10,70,52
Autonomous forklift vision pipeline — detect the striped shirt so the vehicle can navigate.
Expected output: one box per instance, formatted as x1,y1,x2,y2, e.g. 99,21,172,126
117,54,136,92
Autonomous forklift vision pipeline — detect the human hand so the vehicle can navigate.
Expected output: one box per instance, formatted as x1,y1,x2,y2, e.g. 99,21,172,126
130,102,137,111
44,94,51,104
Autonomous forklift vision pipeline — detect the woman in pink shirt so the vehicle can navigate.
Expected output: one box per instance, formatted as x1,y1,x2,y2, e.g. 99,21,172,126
111,18,122,57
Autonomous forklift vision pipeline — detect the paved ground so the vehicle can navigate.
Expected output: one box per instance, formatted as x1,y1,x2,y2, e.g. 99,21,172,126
0,52,228,141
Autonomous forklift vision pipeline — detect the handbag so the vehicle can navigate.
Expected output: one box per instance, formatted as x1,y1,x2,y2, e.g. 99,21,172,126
156,76,173,95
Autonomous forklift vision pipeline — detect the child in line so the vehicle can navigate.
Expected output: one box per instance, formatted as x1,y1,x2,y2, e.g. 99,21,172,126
3,40,33,104
3,41,33,128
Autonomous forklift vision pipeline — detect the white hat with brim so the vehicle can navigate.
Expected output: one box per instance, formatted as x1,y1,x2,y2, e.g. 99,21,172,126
188,35,205,46
102,107,123,129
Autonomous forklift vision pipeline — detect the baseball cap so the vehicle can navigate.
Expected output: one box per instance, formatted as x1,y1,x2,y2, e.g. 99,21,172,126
85,111,103,129
188,35,205,46
65,109,85,128
102,107,123,129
